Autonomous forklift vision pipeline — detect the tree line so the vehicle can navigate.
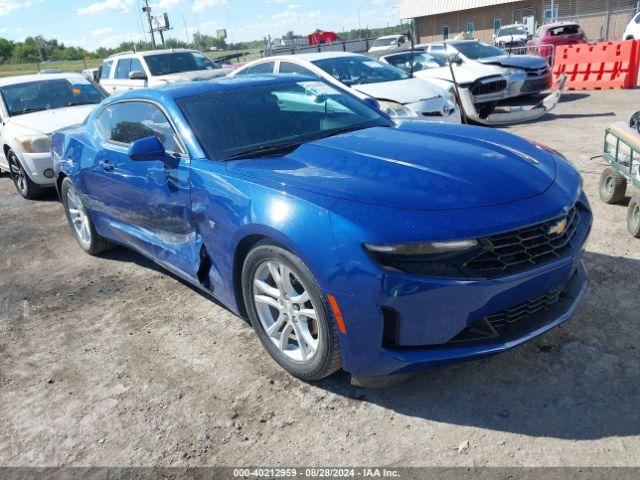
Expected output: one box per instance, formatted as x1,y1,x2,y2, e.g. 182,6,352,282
0,23,409,64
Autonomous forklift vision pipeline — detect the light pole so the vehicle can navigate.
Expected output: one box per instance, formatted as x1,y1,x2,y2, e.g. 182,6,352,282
142,0,157,49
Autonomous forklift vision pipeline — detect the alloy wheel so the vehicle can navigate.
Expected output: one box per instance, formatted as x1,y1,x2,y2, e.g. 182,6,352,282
8,154,27,196
66,185,92,246
252,260,320,362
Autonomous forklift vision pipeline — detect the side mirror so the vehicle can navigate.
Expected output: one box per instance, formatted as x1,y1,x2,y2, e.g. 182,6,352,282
451,54,463,65
128,136,180,168
129,70,147,81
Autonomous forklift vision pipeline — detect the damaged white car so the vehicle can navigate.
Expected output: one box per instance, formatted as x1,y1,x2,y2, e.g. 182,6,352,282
230,52,461,123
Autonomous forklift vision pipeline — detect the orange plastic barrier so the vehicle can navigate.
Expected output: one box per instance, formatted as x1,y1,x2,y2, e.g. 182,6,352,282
553,40,640,90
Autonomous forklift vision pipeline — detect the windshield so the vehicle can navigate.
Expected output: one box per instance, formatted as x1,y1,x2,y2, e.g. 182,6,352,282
498,26,527,36
384,52,447,74
144,52,220,76
0,78,106,117
312,56,408,86
453,41,506,59
372,37,399,47
177,80,390,160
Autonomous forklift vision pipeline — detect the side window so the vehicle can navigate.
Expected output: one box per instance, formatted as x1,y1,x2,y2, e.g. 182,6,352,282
98,102,184,153
115,59,132,79
130,58,145,75
279,62,314,76
635,13,640,23
100,61,113,80
245,62,275,74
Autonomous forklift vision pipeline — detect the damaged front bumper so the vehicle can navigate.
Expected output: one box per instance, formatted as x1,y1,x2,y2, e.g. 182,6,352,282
461,74,566,126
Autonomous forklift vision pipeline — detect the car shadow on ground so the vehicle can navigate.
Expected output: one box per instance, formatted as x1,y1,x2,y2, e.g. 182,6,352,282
315,251,640,441
559,92,591,103
99,247,235,314
94,240,639,441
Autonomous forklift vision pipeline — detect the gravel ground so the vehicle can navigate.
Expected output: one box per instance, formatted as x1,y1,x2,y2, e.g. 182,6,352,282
0,90,639,468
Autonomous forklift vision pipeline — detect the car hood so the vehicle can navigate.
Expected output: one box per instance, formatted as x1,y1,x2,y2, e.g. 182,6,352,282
227,123,557,211
414,64,506,84
477,54,548,70
159,69,228,83
7,104,97,135
351,78,444,103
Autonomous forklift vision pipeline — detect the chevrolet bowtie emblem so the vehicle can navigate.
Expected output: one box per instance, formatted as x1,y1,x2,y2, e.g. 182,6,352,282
549,217,568,236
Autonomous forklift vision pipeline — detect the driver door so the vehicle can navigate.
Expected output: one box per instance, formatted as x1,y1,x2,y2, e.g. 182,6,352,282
82,101,196,277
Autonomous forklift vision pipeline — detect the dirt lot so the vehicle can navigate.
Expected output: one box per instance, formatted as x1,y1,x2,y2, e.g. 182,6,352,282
1,90,639,468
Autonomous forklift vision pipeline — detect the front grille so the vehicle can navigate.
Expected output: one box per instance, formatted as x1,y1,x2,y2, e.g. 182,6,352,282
465,204,587,277
444,280,571,347
527,66,550,77
486,286,563,330
471,78,507,96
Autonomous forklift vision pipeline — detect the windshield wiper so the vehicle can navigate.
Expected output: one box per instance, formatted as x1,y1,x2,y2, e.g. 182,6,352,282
66,101,98,107
313,123,385,141
17,107,47,115
223,141,305,161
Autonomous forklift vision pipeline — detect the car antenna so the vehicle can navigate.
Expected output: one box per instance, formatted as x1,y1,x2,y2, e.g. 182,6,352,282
408,25,415,78
444,40,468,124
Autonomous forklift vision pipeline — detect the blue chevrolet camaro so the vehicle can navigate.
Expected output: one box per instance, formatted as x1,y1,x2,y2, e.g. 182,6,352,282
52,75,591,382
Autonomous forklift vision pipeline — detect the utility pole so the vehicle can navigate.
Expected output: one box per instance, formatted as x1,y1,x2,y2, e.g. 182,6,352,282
183,15,191,45
142,0,157,49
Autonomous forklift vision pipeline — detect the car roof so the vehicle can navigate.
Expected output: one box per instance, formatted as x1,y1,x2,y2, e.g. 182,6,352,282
376,34,404,40
108,48,200,59
110,74,314,103
499,24,527,29
542,22,580,29
0,73,86,87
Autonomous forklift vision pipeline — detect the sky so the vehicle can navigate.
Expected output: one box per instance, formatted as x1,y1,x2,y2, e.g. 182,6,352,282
0,0,401,51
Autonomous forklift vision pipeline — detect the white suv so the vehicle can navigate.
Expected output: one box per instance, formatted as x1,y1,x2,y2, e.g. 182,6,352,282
98,49,228,95
0,73,106,199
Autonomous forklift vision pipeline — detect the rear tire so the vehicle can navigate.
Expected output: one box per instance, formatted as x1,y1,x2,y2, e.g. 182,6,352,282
61,177,114,255
599,167,627,204
7,149,46,200
628,195,640,238
242,241,342,381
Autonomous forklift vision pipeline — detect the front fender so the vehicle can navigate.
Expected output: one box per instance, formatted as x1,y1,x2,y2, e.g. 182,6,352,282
189,159,350,314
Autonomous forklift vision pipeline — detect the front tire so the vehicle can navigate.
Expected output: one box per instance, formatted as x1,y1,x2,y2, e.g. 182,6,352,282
242,241,342,381
599,167,627,204
61,177,114,255
7,149,46,199
628,195,640,238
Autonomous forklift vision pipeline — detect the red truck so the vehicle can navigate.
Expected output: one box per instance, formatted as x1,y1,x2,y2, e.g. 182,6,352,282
308,31,341,46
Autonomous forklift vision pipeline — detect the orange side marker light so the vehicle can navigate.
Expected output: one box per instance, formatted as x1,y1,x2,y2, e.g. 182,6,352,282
327,294,347,335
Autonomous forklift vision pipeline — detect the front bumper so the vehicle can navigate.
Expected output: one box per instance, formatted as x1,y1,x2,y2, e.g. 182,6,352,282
332,257,588,377
461,74,566,126
18,151,55,186
521,71,554,94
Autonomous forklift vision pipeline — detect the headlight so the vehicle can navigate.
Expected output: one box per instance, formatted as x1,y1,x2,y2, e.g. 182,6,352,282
365,239,479,256
502,68,522,76
444,92,457,110
16,135,51,154
377,100,418,118
364,239,482,278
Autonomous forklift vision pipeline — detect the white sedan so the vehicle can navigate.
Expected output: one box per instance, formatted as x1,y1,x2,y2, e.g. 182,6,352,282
623,11,640,40
229,52,461,123
0,73,106,199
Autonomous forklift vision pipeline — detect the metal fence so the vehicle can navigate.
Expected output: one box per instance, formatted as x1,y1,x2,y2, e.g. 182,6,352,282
262,38,377,57
543,0,639,41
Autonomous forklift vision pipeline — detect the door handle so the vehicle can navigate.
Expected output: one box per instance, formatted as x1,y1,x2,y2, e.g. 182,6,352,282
98,160,114,172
